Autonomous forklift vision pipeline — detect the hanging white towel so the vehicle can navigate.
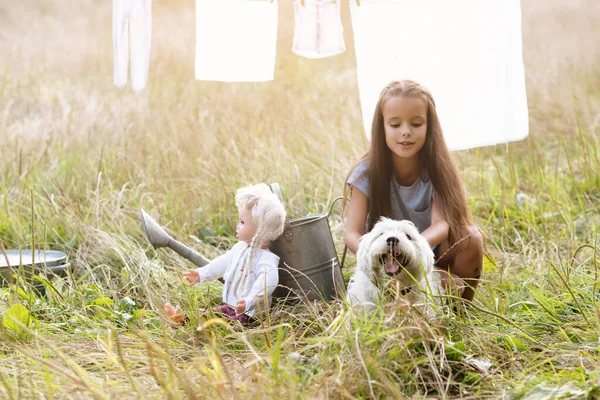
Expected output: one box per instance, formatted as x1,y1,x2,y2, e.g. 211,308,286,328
292,0,346,59
113,0,152,92
195,0,278,82
350,0,529,151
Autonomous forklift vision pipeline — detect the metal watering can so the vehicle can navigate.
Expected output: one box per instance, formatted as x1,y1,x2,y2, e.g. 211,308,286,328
140,183,346,302
268,183,346,302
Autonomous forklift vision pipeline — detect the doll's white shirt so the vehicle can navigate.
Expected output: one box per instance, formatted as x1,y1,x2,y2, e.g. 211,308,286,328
350,0,528,150
196,241,280,316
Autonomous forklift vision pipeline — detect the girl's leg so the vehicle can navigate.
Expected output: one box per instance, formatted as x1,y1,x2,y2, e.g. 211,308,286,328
435,226,484,301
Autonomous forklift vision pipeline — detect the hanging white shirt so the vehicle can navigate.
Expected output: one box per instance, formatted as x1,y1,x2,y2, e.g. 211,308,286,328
113,0,152,92
195,0,278,82
350,0,529,150
292,0,346,59
195,241,280,316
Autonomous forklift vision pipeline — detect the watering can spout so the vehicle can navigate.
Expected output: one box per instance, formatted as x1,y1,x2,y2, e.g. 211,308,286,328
140,208,210,268
141,208,170,248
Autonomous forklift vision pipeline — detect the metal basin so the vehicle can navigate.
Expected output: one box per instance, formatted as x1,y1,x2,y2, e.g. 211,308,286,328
0,249,69,291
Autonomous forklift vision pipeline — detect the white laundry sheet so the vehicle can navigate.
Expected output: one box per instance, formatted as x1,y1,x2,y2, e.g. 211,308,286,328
113,0,152,92
195,0,278,82
350,0,529,150
292,0,346,59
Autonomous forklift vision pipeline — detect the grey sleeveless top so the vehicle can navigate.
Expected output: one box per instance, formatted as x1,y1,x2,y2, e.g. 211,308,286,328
347,161,435,234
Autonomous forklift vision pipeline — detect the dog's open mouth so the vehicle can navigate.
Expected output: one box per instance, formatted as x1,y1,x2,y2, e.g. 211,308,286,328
379,251,411,276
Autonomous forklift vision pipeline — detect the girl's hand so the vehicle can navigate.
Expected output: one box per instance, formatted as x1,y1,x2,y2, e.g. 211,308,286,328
183,270,200,285
235,300,246,314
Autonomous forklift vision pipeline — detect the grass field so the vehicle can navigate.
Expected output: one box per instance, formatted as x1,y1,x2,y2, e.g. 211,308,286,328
1,0,600,398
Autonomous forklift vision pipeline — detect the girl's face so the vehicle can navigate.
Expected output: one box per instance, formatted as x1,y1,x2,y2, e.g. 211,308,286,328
236,207,257,245
382,95,428,163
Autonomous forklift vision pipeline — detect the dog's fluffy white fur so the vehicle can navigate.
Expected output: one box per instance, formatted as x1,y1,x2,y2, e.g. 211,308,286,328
347,217,442,315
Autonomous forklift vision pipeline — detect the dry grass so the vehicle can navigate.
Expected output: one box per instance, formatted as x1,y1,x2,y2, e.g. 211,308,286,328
1,0,600,398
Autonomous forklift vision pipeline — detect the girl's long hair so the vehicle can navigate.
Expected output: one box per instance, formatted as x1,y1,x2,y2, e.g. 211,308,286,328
345,80,471,250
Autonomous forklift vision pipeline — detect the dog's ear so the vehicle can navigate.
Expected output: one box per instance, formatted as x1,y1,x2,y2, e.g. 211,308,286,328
378,216,392,225
404,220,418,231
356,234,374,278
420,244,435,273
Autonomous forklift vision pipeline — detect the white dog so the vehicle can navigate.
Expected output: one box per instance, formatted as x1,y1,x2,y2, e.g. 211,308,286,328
347,218,442,315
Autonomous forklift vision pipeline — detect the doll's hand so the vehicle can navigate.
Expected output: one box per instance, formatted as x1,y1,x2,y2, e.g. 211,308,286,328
235,300,246,314
183,270,200,285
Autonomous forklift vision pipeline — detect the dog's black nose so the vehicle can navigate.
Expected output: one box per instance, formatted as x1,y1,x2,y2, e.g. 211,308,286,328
386,237,399,245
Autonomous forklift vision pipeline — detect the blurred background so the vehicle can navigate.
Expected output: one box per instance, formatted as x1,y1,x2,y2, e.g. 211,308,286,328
1,2,600,397
0,0,599,267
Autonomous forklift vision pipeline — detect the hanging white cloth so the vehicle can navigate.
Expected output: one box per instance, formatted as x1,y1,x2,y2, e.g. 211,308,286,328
292,0,346,59
113,0,152,92
350,0,529,151
195,0,278,82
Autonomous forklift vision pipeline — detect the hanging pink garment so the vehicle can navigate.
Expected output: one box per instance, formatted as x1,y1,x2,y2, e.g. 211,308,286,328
195,0,278,82
113,0,152,92
292,0,346,59
350,0,529,150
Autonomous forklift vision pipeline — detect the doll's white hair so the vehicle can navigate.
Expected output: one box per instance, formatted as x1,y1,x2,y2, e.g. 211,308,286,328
231,183,286,300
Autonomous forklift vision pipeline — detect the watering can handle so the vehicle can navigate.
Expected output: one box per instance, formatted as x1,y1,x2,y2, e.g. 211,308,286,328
270,183,293,242
327,196,350,269
327,196,345,218
270,183,284,205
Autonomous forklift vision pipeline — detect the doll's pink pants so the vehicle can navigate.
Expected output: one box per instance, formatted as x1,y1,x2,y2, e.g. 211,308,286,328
213,304,255,326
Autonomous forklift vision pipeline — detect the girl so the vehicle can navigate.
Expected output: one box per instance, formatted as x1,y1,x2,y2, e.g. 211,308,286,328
164,183,286,325
345,80,483,301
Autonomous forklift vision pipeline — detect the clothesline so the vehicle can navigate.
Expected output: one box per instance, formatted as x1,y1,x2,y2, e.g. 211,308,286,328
113,0,529,151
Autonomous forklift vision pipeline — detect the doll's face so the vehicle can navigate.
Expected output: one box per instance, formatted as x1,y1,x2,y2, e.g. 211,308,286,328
236,207,257,245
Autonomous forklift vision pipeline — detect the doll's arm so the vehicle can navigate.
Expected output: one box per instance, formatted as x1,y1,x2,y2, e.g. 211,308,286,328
242,260,279,312
195,246,235,283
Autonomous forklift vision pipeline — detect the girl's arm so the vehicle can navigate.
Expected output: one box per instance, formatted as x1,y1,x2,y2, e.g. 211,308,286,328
345,187,368,254
420,195,449,248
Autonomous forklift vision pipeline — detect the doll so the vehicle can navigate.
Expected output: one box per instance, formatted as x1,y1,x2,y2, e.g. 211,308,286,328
164,183,286,326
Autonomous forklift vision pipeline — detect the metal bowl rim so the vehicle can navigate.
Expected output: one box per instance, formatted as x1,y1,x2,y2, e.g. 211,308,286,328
1,250,68,268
